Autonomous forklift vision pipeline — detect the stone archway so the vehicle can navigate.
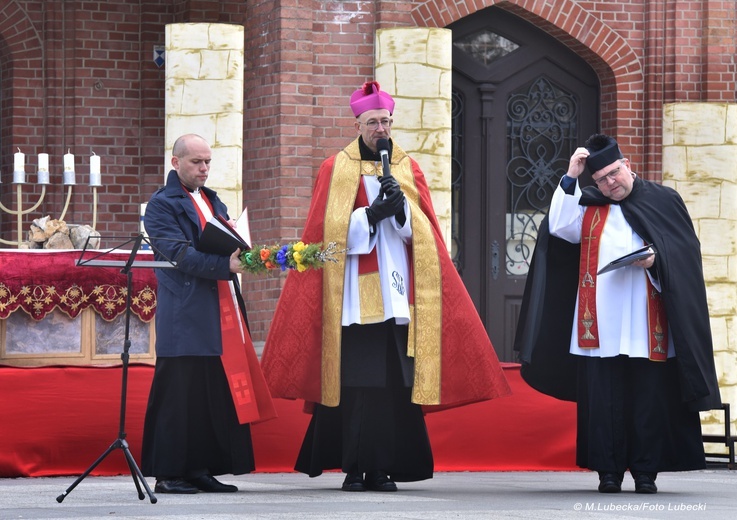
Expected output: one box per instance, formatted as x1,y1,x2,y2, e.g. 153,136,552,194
410,0,644,151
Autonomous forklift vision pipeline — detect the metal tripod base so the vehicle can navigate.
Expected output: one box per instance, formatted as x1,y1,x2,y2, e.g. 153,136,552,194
56,437,157,504
57,235,176,505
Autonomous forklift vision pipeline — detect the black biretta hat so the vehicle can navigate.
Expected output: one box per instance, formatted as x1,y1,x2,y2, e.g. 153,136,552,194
585,134,623,173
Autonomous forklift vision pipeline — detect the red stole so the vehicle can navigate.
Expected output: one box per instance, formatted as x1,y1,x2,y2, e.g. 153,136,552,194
577,206,608,347
578,206,668,361
354,180,380,276
185,188,276,423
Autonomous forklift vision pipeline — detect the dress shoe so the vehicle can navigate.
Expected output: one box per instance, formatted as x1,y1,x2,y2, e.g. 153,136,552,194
365,471,397,492
154,478,199,494
597,472,622,493
187,474,238,493
341,473,366,491
634,473,658,494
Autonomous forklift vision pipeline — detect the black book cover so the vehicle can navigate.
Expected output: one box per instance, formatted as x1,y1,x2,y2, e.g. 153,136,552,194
197,214,250,256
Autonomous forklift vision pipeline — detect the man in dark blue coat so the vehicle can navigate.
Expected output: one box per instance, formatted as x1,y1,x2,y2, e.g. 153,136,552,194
141,133,274,494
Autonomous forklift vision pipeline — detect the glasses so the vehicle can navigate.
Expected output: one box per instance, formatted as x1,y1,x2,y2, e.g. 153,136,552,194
593,163,625,186
358,118,393,130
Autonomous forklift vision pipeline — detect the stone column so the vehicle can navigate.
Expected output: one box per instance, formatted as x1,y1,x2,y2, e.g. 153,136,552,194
376,28,452,247
663,102,737,443
164,23,244,215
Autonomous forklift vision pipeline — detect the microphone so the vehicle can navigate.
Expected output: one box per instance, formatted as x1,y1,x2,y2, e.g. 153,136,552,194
376,138,392,179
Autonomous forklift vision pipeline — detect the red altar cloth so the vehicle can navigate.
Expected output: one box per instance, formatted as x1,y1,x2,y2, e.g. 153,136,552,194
0,249,157,322
0,363,577,477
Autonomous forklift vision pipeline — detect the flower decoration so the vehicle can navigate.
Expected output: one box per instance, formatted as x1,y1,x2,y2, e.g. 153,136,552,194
239,241,342,275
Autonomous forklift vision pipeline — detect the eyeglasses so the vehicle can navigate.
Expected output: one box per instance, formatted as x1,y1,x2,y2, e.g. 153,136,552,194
593,163,625,186
358,118,393,130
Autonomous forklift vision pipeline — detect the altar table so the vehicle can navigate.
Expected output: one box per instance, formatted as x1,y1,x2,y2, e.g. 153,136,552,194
0,249,157,366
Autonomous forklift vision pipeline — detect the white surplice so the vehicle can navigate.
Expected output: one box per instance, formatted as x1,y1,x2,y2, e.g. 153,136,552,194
548,181,675,359
341,174,412,326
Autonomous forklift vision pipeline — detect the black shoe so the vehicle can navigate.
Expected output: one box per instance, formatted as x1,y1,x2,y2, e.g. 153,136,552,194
365,471,397,492
154,478,199,494
634,473,658,494
341,473,366,491
597,472,622,493
187,474,238,493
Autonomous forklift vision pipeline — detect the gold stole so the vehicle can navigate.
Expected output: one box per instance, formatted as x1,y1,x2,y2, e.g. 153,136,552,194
320,139,443,406
578,206,668,361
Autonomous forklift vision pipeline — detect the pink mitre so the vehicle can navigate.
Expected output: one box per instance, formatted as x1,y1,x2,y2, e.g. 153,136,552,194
349,81,395,117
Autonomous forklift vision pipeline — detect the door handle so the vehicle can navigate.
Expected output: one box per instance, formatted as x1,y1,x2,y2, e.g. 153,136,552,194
491,240,500,280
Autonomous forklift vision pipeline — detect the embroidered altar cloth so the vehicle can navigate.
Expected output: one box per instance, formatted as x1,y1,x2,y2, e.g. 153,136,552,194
0,250,157,322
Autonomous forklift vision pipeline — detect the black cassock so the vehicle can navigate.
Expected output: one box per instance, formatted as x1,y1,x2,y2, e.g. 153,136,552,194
514,176,721,473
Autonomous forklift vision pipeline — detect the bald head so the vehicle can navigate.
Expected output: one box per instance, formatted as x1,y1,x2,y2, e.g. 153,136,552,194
172,134,209,159
171,134,212,191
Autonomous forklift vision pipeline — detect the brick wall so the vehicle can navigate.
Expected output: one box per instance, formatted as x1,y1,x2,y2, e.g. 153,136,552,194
1,0,736,342
0,0,246,241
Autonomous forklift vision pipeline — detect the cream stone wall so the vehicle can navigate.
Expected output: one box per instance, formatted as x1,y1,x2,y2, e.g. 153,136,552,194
663,102,737,448
376,28,452,247
163,23,244,215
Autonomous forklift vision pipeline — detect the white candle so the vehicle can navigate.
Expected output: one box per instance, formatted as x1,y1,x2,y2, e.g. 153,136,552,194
14,149,25,172
64,150,75,171
89,153,101,186
13,148,25,183
37,153,50,184
38,153,49,172
63,149,76,185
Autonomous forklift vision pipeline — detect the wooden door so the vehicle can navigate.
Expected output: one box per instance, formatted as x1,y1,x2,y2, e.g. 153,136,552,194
449,7,600,361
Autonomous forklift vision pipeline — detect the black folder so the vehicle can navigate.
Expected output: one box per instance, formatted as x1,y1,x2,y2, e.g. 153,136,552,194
597,244,655,275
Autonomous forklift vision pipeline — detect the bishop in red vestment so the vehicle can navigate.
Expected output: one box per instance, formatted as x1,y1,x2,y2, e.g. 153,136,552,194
261,82,510,492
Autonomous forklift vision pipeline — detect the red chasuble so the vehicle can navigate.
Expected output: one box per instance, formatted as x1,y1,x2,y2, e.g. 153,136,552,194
261,139,511,410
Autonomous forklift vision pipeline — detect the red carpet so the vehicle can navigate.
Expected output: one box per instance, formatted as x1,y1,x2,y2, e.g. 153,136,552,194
0,363,577,477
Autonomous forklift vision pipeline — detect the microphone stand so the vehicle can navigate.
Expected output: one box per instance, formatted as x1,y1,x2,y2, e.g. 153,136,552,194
56,234,185,504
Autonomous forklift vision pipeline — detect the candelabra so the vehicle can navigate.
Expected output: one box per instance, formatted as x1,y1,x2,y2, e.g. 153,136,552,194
0,150,102,248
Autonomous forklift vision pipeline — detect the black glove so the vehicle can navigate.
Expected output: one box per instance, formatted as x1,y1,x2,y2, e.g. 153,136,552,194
378,174,401,197
379,176,407,226
366,189,405,227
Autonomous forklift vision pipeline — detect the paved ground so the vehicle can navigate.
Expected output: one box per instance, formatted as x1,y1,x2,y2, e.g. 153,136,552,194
0,468,735,520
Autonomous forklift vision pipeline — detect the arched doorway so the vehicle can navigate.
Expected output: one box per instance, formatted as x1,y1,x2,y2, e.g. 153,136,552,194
449,6,600,362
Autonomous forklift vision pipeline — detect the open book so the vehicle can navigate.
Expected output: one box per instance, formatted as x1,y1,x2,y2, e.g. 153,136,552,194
197,208,252,256
597,244,655,275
